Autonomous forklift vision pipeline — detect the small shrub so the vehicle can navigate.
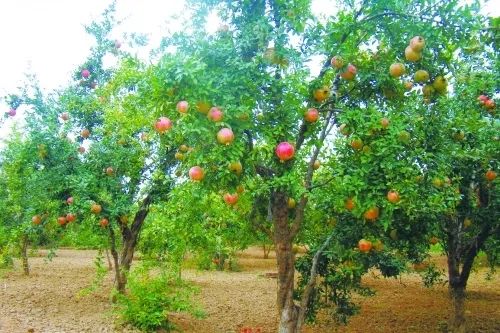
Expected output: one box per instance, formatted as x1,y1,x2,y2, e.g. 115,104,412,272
114,266,204,332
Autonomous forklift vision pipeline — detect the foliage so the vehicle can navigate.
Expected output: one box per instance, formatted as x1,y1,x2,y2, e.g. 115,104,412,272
113,263,204,332
0,0,498,331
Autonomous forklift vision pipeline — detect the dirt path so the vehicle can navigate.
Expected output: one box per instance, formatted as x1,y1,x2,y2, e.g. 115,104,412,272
0,248,499,333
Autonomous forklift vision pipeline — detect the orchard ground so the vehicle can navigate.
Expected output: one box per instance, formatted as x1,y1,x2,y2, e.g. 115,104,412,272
0,247,498,333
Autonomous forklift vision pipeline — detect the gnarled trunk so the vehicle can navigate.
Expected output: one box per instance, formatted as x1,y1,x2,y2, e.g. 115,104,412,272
109,195,152,295
273,192,299,333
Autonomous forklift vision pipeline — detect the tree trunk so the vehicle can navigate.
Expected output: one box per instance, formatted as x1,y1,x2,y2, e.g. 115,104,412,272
105,248,113,271
20,234,29,276
108,227,124,296
273,192,299,333
111,195,152,294
117,235,138,292
263,243,272,259
449,285,466,333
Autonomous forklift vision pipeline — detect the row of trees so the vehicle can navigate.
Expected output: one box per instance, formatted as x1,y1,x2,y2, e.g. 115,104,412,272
1,1,498,332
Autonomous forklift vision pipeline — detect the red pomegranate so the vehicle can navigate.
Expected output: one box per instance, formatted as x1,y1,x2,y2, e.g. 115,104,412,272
154,117,172,133
217,128,235,145
223,193,239,205
207,107,223,122
81,69,90,79
177,101,189,113
275,142,295,162
189,166,204,181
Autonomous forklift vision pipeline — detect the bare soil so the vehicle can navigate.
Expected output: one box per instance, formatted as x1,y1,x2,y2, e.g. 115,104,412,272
0,248,498,333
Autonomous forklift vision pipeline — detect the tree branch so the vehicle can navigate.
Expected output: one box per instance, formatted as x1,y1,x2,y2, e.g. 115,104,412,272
296,229,336,331
291,110,334,238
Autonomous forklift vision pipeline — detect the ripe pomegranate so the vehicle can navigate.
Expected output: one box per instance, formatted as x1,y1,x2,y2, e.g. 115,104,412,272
304,108,319,123
8,108,16,117
61,112,70,121
404,81,414,90
484,99,495,110
57,216,67,226
387,191,400,203
275,142,295,162
223,193,239,205
485,170,497,181
389,63,405,77
207,107,223,122
81,129,90,138
66,197,74,205
81,69,90,79
313,86,330,102
409,36,425,52
177,100,189,113
364,207,379,221
154,117,172,133
32,215,42,225
106,167,114,176
217,128,235,145
405,46,421,62
340,64,357,80
91,203,102,214
66,213,76,223
350,138,363,151
380,118,390,129
345,198,355,211
358,239,372,253
189,166,204,181
330,56,344,69
99,218,109,228
477,95,488,104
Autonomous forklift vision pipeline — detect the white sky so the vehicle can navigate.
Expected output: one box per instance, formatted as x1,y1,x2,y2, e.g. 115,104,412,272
0,0,498,140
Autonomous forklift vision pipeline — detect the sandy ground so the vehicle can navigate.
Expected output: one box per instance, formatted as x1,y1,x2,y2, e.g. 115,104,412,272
0,248,499,333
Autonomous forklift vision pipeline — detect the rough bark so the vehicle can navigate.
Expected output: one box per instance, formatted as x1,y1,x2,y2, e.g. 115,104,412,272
272,191,299,333
109,194,152,294
20,234,29,276
449,284,466,333
108,227,123,295
445,211,492,333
